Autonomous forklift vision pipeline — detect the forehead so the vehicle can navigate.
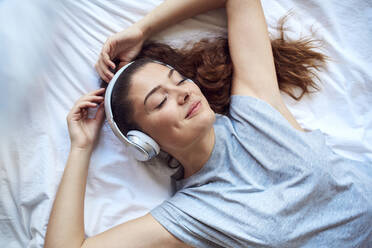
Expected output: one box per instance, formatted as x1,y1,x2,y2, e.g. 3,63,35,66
128,62,172,108
130,62,171,95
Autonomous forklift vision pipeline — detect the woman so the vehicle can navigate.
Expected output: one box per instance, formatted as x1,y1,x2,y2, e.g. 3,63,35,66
44,0,372,247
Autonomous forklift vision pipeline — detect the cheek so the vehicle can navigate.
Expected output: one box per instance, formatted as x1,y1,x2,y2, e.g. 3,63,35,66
145,108,182,143
153,109,214,150
150,113,203,150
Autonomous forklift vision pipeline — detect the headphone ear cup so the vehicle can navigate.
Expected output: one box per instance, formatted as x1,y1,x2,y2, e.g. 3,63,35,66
127,130,160,161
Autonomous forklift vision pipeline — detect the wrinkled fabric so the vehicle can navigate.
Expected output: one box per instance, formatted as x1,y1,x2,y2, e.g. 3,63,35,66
1,0,372,247
151,95,372,248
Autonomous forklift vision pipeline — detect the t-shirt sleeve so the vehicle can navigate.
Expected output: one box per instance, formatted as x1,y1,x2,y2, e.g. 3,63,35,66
150,199,225,248
227,94,327,160
229,95,298,133
228,94,322,136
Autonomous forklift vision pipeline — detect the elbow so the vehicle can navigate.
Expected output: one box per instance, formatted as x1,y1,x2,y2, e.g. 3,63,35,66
81,239,88,248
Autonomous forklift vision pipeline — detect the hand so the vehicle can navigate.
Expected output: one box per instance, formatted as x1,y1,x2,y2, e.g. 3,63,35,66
95,25,146,83
66,88,106,151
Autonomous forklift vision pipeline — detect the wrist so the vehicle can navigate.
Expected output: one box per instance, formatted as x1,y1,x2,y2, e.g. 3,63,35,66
70,145,93,157
133,20,151,41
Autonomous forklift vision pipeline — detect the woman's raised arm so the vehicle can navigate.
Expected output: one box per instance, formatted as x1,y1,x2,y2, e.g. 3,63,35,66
96,0,225,83
226,0,304,131
135,0,226,40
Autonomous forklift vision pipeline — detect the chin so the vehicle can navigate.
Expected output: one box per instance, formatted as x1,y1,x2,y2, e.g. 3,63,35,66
194,109,215,135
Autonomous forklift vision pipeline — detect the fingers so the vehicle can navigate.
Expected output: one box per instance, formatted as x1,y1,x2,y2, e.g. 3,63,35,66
79,89,106,107
79,101,99,108
103,52,116,70
95,58,113,83
82,108,88,118
83,96,104,105
69,89,106,116
68,101,98,120
76,100,100,111
95,38,116,83
94,62,106,83
103,37,113,58
94,102,106,125
87,88,106,96
100,55,114,78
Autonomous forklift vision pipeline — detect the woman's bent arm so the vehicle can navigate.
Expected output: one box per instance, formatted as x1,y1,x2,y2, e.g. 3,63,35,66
134,0,226,40
96,0,226,82
44,147,191,248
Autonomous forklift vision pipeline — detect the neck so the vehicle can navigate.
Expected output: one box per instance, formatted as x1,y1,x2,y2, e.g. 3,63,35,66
172,127,215,179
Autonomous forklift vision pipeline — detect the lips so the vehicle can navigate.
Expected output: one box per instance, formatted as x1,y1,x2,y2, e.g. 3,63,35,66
186,101,201,119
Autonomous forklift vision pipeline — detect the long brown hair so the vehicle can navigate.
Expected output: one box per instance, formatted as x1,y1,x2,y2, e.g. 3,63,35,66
100,18,327,136
130,19,327,115
100,18,327,167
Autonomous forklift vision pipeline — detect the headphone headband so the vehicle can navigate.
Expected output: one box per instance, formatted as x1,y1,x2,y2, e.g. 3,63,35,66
104,59,170,161
104,61,135,146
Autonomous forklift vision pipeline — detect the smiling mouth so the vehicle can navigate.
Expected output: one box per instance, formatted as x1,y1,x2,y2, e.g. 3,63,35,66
186,101,201,119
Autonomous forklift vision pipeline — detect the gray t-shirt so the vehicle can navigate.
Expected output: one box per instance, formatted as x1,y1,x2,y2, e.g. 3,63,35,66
150,95,372,248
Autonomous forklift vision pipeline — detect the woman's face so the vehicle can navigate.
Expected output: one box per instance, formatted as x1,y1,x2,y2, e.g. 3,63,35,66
128,62,215,153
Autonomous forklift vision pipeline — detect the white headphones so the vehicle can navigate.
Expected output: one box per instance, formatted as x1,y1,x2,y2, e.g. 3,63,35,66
104,59,174,161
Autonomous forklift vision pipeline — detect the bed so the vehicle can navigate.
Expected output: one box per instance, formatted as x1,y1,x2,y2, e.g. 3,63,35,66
0,0,371,247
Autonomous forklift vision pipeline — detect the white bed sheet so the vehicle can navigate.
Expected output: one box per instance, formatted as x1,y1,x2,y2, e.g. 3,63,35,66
0,0,371,247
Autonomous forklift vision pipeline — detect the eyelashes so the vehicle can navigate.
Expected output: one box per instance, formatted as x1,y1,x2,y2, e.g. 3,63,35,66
156,95,167,109
177,77,187,85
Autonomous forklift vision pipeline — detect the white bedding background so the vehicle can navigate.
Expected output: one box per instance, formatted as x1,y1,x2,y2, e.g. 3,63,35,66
0,0,371,247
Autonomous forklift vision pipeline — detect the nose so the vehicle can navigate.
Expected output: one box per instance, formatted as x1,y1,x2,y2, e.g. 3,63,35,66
178,89,190,105
165,83,190,105
173,87,190,105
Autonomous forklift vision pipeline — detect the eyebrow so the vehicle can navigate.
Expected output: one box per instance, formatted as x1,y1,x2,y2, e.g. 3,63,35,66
143,68,175,106
168,68,175,78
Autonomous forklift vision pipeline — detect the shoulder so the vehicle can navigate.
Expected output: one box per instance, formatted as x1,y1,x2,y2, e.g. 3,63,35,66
229,93,281,116
229,94,305,132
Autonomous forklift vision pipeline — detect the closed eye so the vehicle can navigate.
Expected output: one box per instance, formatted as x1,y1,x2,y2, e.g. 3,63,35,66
155,77,187,110
177,77,187,85
155,96,167,109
